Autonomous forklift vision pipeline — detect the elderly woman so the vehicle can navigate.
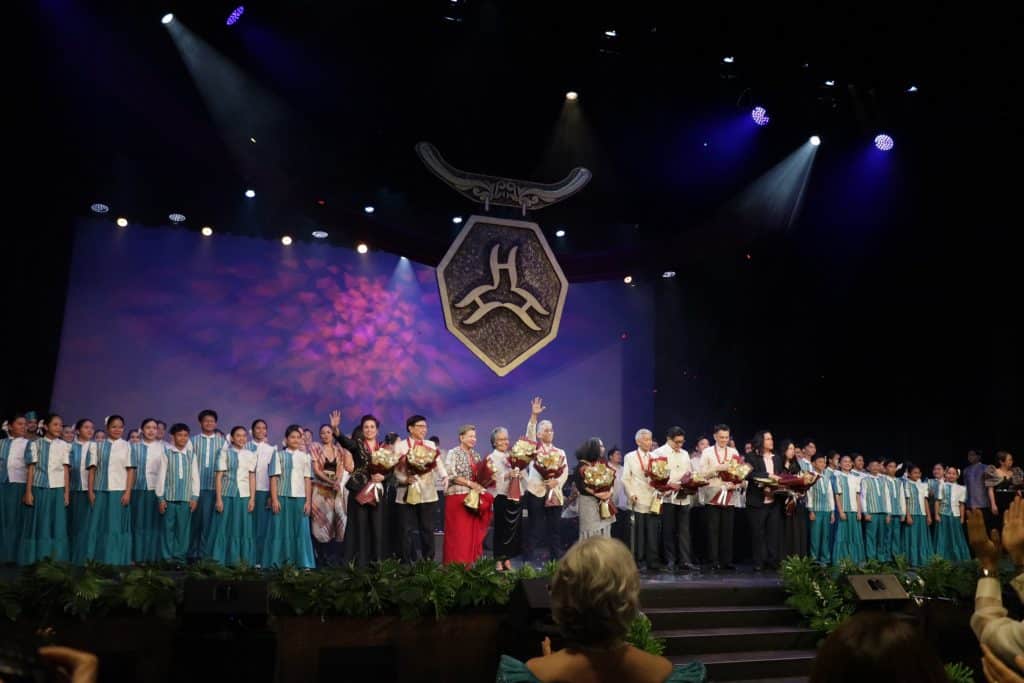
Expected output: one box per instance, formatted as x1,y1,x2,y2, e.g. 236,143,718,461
443,424,491,564
488,426,523,571
985,450,1023,529
497,536,705,682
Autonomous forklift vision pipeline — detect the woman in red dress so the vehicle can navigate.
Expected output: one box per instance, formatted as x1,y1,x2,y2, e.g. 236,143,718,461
442,424,492,564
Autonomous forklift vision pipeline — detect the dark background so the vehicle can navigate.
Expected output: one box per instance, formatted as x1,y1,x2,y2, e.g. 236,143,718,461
6,0,1017,468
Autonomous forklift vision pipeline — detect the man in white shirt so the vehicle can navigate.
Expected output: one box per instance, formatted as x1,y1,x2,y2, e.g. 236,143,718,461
655,426,698,572
698,424,744,571
623,428,666,572
394,415,448,562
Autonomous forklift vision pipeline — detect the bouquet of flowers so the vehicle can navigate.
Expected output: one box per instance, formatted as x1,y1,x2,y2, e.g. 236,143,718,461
677,471,709,496
581,461,618,520
403,441,438,505
355,444,402,506
534,448,566,507
645,457,673,514
506,438,537,502
773,471,820,516
709,460,752,506
464,456,497,512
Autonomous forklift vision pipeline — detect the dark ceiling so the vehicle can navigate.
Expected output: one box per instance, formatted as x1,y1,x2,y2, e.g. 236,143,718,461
29,0,996,280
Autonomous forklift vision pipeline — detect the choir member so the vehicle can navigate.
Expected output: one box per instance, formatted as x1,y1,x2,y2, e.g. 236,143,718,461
261,425,315,568
18,414,71,565
130,418,164,563
157,424,199,563
84,415,135,565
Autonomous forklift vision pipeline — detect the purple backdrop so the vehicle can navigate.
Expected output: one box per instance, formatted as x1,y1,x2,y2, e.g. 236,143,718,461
51,220,654,452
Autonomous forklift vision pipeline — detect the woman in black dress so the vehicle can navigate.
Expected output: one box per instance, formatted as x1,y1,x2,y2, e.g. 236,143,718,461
778,439,809,559
985,450,1022,530
331,411,394,566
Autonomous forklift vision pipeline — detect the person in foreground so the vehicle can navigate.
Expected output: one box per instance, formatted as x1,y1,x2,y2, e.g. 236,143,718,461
808,611,948,683
496,536,705,683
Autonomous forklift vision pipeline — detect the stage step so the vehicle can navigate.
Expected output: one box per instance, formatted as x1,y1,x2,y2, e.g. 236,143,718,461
655,626,819,656
640,581,787,608
670,650,817,682
646,605,801,629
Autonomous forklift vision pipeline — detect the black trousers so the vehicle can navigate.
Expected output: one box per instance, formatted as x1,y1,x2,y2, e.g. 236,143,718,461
747,503,781,567
342,494,387,567
611,509,631,544
526,492,562,561
630,511,662,568
705,505,735,565
661,504,693,567
400,501,437,562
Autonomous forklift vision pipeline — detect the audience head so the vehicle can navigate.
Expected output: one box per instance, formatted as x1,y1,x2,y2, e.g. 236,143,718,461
550,537,639,648
809,611,947,683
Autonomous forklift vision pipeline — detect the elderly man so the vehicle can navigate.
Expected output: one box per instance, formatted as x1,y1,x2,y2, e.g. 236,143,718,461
525,397,568,563
623,427,666,572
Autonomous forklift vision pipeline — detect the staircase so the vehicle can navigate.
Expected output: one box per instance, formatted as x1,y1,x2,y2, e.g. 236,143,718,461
640,576,819,682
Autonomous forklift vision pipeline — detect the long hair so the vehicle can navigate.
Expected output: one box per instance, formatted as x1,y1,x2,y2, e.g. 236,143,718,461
575,438,603,464
751,430,772,456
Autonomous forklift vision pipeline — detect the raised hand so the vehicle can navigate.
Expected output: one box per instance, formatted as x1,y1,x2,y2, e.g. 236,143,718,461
967,508,1002,573
329,410,342,430
530,397,546,418
1002,496,1024,568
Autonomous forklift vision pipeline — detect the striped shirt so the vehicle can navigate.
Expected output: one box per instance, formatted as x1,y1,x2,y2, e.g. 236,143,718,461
27,438,70,488
69,440,96,491
860,474,889,514
906,479,930,515
927,478,942,500
0,437,29,484
805,471,835,512
268,448,311,498
217,447,257,498
156,446,200,503
832,471,861,513
938,482,967,518
131,441,165,491
885,476,907,516
190,433,227,491
247,440,276,492
93,439,135,491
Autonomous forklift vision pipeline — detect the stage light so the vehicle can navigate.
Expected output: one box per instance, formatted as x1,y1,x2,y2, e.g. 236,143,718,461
751,106,770,126
169,213,186,223
363,205,375,214
604,29,617,37
312,230,328,239
90,203,109,214
809,135,821,146
662,271,676,278
565,91,578,101
249,137,256,144
161,13,174,25
201,226,213,237
874,134,894,151
116,217,128,228
722,56,735,63
555,229,566,237
281,235,293,246
226,6,245,26
907,85,919,93
245,189,255,198
452,216,463,224
623,275,633,284
316,199,326,206
356,243,369,254
824,80,835,87
400,256,408,260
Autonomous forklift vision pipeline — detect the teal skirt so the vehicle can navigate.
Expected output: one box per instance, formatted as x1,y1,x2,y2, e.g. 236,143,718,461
189,491,217,560
253,491,271,564
132,490,161,563
17,487,69,565
0,482,25,563
934,514,970,562
205,496,255,566
68,490,93,565
904,514,936,566
260,497,314,569
87,490,133,566
831,513,865,565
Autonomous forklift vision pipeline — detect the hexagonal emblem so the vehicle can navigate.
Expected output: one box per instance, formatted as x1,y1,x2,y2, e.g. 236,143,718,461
437,216,569,376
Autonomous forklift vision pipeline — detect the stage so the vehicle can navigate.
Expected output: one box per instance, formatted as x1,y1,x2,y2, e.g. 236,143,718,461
0,562,818,683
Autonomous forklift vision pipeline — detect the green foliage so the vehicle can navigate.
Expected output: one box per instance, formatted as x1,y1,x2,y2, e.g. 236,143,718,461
0,558,557,623
780,555,979,634
625,612,664,655
944,661,975,683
